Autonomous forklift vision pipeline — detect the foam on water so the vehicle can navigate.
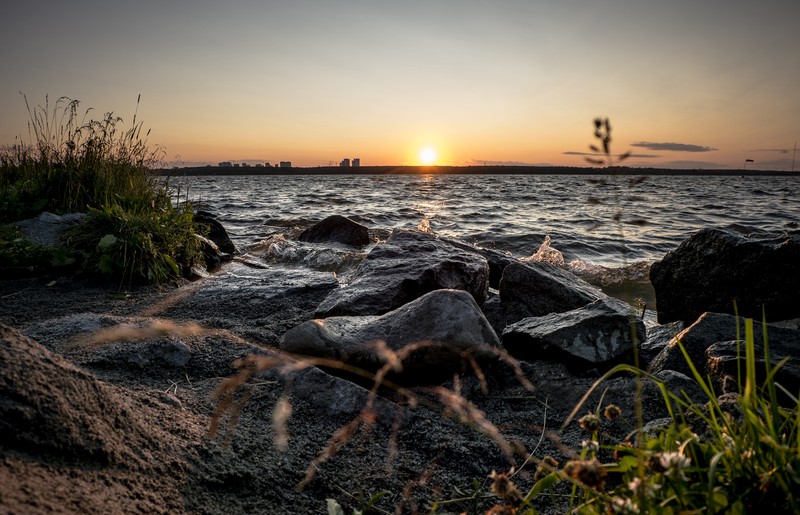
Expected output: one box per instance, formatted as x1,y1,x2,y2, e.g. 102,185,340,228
248,234,367,273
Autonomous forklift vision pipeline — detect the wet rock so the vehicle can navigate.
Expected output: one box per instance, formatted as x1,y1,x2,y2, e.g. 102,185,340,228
442,238,519,289
283,289,500,381
159,261,339,344
639,321,684,367
649,312,800,384
13,212,86,247
195,210,236,255
480,291,537,336
650,228,800,323
298,215,370,247
315,229,489,317
197,234,223,272
501,297,644,367
639,369,707,418
499,262,602,318
707,340,800,397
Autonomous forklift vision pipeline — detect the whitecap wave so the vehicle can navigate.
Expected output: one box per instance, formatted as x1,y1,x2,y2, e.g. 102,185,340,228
248,234,366,273
520,235,564,266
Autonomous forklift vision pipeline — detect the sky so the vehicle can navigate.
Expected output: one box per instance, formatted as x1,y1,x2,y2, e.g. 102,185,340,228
1,1,798,170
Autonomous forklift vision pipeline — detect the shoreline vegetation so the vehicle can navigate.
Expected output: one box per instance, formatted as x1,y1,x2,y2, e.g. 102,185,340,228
159,164,800,177
0,96,205,284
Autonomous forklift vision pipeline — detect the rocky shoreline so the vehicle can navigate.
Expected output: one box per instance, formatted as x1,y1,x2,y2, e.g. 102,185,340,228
2,217,799,514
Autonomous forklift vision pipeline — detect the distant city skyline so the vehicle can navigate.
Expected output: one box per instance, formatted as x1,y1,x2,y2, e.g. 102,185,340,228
1,1,798,170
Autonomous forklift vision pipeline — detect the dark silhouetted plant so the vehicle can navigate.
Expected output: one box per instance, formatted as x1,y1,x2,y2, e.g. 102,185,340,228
585,118,631,168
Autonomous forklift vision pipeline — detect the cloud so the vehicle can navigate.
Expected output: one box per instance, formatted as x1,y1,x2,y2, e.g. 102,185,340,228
656,160,726,169
465,159,542,166
631,142,717,152
751,148,789,154
562,151,660,158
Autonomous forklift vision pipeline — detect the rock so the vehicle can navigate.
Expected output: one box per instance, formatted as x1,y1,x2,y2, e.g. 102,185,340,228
649,312,800,385
13,212,86,247
262,365,400,423
501,297,644,367
197,234,223,272
654,370,706,402
298,215,370,247
315,229,490,317
195,210,236,255
707,340,800,397
499,262,603,318
283,289,501,381
650,228,800,323
639,321,684,367
0,323,145,464
481,291,540,337
442,238,519,289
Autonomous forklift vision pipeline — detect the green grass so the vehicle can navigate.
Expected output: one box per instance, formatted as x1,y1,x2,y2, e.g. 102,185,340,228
476,317,800,515
0,95,202,284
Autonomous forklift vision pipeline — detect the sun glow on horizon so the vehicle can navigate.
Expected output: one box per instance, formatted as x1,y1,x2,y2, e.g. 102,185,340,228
419,147,437,166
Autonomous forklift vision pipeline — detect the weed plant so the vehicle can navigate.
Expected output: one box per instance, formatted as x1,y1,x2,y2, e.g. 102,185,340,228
477,317,800,514
0,95,202,284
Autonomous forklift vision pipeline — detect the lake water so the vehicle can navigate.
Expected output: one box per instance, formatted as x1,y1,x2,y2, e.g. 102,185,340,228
170,173,799,303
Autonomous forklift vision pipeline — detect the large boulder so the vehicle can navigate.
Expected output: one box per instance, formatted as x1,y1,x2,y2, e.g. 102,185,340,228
283,289,500,381
650,228,800,323
315,229,490,317
501,297,644,366
298,215,370,247
442,237,519,289
650,312,800,386
499,262,603,318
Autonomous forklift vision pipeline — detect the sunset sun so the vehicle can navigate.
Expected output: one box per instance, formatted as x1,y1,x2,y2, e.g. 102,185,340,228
419,147,437,165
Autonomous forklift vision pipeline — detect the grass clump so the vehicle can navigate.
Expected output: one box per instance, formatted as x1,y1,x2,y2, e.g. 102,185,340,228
0,95,202,284
482,318,800,514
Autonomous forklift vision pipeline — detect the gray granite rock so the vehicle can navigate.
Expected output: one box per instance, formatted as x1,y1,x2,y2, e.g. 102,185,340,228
298,215,370,247
316,229,490,317
498,262,602,318
650,227,800,323
650,312,800,387
501,297,644,366
284,289,500,380
442,237,519,289
639,321,685,367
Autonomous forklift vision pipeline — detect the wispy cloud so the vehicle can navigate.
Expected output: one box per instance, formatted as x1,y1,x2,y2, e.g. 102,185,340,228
631,142,717,152
562,151,660,158
465,159,543,166
657,160,726,169
751,148,789,154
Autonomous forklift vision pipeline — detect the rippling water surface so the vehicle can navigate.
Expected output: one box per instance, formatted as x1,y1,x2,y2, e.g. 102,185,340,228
175,173,799,269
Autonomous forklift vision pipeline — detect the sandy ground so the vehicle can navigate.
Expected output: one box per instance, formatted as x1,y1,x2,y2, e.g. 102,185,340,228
0,268,668,514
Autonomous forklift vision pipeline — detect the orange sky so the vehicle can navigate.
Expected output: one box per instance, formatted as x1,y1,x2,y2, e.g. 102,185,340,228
1,1,798,170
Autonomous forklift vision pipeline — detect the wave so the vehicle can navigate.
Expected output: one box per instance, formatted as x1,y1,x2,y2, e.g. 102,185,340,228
247,234,367,273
